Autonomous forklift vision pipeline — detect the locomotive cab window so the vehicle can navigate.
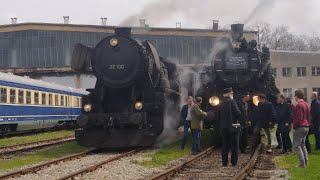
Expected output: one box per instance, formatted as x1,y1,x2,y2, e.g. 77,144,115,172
26,90,31,104
10,89,16,104
18,89,24,104
0,87,7,103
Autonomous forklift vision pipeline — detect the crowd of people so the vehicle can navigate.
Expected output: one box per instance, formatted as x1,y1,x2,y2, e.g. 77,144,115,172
180,88,319,168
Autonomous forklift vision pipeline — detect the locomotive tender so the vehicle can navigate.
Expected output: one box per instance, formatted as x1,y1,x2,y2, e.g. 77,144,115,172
73,28,180,148
0,72,87,135
198,24,279,137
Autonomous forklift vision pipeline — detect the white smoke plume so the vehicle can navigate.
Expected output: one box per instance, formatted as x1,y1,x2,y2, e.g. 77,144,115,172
120,0,318,34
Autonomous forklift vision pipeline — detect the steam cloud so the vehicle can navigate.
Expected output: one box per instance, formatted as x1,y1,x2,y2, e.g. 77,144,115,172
120,0,318,34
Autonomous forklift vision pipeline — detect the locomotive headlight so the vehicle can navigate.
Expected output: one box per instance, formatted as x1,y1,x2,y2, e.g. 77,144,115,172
135,102,143,110
253,96,259,106
209,96,220,107
110,38,118,46
84,104,92,112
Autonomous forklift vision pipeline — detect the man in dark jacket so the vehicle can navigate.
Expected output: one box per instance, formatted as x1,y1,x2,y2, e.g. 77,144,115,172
254,94,277,153
310,92,320,150
180,96,194,150
220,87,241,166
276,95,293,153
237,92,251,153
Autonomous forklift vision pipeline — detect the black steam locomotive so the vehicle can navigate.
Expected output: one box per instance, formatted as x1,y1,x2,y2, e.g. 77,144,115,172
198,24,279,136
72,28,180,148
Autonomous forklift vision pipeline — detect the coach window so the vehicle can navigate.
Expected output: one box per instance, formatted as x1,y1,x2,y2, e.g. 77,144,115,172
66,96,70,107
0,87,7,103
79,97,82,107
10,89,16,103
34,92,39,105
48,93,53,106
26,91,31,104
61,95,65,106
55,94,59,106
18,89,24,104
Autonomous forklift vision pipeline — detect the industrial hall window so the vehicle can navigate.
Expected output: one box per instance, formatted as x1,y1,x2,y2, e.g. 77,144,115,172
297,67,306,77
282,67,292,77
283,88,292,98
26,91,31,104
0,87,7,103
311,66,320,76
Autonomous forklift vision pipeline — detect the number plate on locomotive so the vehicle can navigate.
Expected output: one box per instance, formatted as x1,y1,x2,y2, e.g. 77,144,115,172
109,64,125,70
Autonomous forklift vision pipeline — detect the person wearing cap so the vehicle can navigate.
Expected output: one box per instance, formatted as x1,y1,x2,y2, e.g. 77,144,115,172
237,92,251,154
254,94,277,153
220,87,241,166
275,94,293,153
190,97,207,155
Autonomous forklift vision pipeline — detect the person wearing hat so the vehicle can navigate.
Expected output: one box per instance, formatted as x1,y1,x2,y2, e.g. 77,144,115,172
220,87,241,166
237,92,251,154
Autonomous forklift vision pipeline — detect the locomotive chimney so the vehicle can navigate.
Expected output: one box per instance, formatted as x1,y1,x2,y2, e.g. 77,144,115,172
139,19,146,27
176,22,181,29
101,17,107,26
63,16,70,24
11,17,18,24
212,20,219,30
230,23,244,41
115,27,131,38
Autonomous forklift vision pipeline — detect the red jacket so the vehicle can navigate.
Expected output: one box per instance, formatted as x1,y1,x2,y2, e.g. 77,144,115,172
293,100,310,129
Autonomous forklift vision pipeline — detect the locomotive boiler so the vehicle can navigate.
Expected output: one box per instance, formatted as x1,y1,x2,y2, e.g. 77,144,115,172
72,28,180,148
198,24,279,141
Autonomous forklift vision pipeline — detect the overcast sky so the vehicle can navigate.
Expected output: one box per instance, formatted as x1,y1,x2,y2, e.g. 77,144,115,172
1,0,319,34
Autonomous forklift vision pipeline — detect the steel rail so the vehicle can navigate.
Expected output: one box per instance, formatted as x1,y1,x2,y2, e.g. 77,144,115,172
57,149,140,180
0,136,75,156
0,148,97,180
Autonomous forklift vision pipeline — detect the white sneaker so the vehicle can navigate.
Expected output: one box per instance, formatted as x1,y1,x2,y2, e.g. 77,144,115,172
266,149,272,153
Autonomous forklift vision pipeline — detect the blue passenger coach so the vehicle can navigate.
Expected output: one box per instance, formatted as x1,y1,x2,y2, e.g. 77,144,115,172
0,72,88,135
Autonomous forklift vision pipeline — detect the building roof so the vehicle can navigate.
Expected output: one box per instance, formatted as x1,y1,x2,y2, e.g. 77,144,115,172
0,22,257,37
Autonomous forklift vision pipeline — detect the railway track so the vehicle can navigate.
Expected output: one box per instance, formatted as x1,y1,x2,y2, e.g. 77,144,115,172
245,151,277,179
0,136,75,156
0,148,140,180
148,144,262,180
